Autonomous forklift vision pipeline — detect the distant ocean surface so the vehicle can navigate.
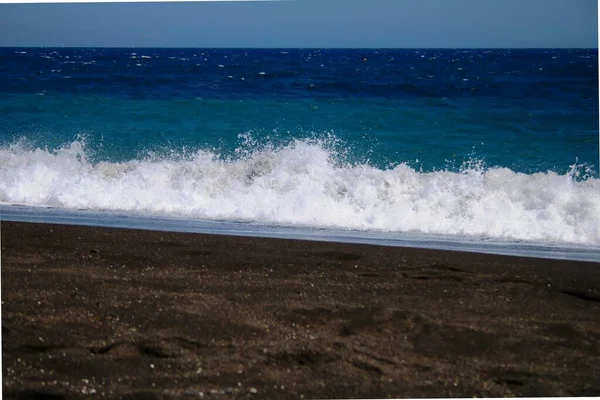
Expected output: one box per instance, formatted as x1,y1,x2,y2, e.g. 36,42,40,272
1,48,599,249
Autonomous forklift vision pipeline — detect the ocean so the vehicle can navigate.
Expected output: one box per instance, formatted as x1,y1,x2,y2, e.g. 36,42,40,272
1,48,599,260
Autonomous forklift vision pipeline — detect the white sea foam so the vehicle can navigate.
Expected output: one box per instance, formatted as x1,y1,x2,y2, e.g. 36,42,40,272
1,138,599,246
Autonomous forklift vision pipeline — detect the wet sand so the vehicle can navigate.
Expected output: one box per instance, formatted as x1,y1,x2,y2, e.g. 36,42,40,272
2,221,599,399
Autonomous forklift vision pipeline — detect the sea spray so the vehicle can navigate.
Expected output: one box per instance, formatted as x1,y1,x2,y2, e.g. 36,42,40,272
1,137,598,246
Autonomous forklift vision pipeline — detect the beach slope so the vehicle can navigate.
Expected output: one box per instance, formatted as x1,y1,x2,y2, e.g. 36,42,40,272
2,221,599,398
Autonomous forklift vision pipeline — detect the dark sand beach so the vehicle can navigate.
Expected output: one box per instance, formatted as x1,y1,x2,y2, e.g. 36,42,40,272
2,221,599,399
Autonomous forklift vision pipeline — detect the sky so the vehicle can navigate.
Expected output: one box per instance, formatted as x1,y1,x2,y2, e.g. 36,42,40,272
0,0,597,48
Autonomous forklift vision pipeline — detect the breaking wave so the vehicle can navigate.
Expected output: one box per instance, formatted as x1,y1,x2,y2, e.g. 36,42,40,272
1,136,599,245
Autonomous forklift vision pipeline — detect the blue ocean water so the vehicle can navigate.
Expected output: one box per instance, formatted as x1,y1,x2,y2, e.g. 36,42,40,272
1,48,599,252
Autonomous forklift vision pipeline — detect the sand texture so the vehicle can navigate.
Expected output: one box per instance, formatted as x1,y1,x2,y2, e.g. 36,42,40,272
2,221,600,399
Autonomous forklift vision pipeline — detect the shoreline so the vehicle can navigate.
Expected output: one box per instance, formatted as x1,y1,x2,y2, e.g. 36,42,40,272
2,204,599,263
2,221,600,398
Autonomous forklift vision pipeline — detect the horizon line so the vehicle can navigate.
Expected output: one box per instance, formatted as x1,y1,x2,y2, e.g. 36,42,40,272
1,46,597,50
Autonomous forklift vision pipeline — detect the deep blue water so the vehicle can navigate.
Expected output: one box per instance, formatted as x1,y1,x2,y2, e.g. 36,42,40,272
1,48,597,172
1,48,599,247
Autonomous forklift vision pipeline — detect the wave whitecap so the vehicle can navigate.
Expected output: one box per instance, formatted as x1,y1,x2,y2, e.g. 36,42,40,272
1,138,599,246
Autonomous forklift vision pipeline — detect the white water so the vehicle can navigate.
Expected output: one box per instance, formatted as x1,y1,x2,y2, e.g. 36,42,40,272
1,139,599,246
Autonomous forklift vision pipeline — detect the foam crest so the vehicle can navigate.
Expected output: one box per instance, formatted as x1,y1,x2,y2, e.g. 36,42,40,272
1,138,599,245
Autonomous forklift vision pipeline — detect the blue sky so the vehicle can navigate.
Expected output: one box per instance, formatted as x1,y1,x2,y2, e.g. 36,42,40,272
0,0,597,48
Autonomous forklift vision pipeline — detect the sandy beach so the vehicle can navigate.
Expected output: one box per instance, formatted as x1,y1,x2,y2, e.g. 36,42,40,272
2,221,599,399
